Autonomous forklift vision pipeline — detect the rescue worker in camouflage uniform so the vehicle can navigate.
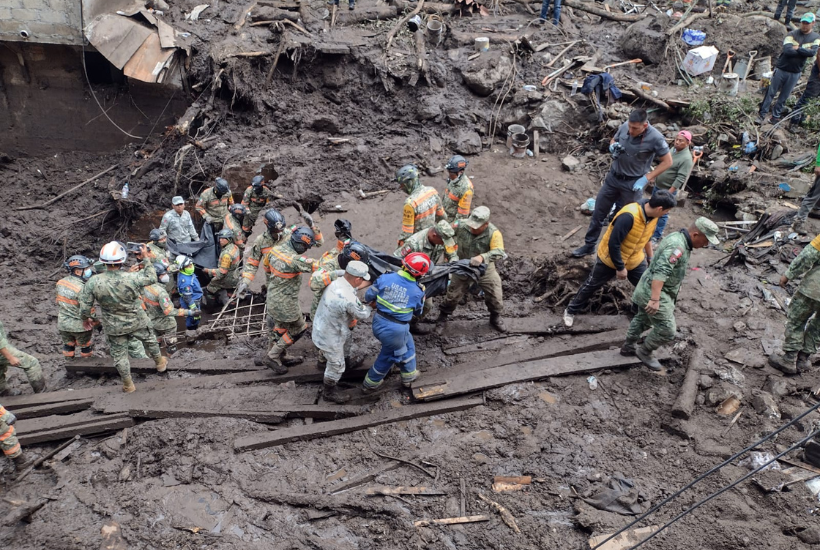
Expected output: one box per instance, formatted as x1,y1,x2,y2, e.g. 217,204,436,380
237,209,321,297
56,255,96,360
160,196,198,243
318,219,353,269
623,217,719,370
147,228,171,263
204,229,242,305
79,242,167,393
313,261,372,403
223,204,248,250
442,155,474,221
769,232,820,374
196,178,234,232
241,175,277,234
260,227,321,374
142,263,197,355
395,219,458,333
0,320,46,395
312,242,370,369
397,164,447,247
0,404,33,470
437,206,508,332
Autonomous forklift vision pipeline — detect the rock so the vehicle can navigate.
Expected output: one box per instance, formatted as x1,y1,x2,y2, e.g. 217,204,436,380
620,15,668,65
152,0,170,9
698,375,714,389
714,362,747,385
472,453,489,464
562,155,581,172
530,100,568,132
705,383,743,406
451,129,482,155
118,464,132,482
606,119,621,130
762,375,791,398
654,123,667,132
733,321,747,332
460,52,512,97
417,96,442,120
723,349,765,370
797,526,820,545
751,390,781,419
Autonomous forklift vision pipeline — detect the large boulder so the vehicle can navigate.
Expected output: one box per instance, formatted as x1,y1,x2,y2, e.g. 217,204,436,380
620,15,668,66
460,52,513,96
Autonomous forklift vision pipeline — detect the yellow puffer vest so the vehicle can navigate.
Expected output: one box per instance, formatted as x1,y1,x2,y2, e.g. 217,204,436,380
597,203,658,270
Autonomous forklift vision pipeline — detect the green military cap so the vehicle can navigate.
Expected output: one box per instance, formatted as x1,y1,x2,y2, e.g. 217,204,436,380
465,206,491,229
434,220,457,250
695,217,720,245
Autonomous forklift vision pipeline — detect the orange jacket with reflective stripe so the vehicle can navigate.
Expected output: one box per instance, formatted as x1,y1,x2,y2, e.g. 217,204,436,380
597,203,658,271
399,185,446,245
442,174,474,220
56,275,88,333
223,213,246,247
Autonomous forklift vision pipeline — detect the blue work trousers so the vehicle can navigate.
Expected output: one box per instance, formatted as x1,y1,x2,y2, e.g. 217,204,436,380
651,186,677,241
179,296,201,330
364,315,419,389
759,68,801,120
540,0,561,23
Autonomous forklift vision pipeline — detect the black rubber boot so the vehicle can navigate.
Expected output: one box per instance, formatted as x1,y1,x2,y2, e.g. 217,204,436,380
30,378,46,394
572,243,595,258
12,452,34,471
797,351,812,372
410,320,433,335
490,313,507,333
620,341,637,356
636,345,662,371
323,382,351,404
264,353,288,375
281,350,304,367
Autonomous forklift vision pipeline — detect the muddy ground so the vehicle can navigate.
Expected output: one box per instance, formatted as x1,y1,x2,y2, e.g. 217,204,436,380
1,0,820,548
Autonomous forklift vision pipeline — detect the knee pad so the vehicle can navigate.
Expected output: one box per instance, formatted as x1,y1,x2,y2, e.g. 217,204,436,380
80,346,93,358
62,344,76,357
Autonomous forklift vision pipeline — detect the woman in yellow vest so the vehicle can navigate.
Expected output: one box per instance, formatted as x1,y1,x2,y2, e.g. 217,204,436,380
563,190,677,327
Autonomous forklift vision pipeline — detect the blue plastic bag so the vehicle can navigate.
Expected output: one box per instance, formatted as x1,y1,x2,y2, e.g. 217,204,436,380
682,29,706,46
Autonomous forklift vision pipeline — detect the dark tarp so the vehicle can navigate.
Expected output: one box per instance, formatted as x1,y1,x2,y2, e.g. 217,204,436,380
167,223,219,270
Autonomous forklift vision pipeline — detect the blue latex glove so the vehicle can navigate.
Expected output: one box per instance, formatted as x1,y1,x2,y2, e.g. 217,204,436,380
609,142,618,154
632,176,649,191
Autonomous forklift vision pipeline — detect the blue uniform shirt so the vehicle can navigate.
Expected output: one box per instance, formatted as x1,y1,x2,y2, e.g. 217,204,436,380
365,271,425,322
177,272,203,301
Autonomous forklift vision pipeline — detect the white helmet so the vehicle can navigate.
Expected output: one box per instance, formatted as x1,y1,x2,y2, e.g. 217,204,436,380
99,241,127,264
175,255,193,269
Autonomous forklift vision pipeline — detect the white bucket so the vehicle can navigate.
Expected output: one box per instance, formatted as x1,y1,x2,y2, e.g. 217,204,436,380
720,73,739,96
475,37,489,52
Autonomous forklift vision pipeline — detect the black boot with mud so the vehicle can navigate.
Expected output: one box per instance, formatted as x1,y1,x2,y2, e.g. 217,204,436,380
797,351,812,372
490,313,507,333
410,320,433,335
12,451,34,471
769,351,798,374
636,345,662,371
323,382,351,404
620,341,637,356
264,354,288,375
572,243,595,258
281,350,304,367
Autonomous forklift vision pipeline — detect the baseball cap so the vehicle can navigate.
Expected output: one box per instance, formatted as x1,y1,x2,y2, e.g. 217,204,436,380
435,220,457,250
172,196,185,205
695,217,720,245
801,12,816,23
346,260,370,280
465,206,491,230
678,130,693,142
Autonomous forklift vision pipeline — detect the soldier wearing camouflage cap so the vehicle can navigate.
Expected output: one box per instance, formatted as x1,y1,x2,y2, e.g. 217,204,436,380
623,217,719,370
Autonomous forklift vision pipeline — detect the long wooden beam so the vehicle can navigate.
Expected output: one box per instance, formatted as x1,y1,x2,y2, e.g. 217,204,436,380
128,404,361,423
19,417,134,446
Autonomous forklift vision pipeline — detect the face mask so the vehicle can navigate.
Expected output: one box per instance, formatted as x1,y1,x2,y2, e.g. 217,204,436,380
157,241,167,249
254,186,263,195
159,274,170,284
181,265,195,276
82,268,93,280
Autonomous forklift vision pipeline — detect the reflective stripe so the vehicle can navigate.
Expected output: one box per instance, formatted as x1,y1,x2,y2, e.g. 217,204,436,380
56,296,79,306
414,205,438,220
0,426,15,442
3,443,20,456
270,249,294,264
275,327,293,345
269,268,299,279
247,258,260,267
261,246,273,254
57,280,82,293
0,407,5,416
401,225,414,234
143,298,160,307
321,272,332,286
348,319,358,329
447,190,460,201
376,295,414,314
410,188,437,208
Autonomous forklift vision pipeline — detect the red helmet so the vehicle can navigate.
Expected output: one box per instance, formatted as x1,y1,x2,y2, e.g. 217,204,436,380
402,252,431,278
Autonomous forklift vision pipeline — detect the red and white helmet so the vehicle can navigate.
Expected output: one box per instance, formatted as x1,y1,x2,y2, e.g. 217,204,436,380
99,241,127,264
402,252,431,278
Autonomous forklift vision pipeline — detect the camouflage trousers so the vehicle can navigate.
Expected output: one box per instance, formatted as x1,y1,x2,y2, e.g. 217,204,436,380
243,206,265,234
782,291,820,355
441,264,503,315
126,337,150,359
59,330,93,358
107,328,161,381
266,315,308,358
0,347,44,392
0,418,21,459
625,297,677,352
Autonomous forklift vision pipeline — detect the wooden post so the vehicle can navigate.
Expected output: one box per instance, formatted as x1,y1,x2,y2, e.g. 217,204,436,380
671,347,703,420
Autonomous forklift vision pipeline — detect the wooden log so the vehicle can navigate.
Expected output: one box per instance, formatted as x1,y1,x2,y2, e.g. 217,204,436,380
366,486,446,496
393,0,459,14
14,165,118,211
629,87,672,111
234,397,483,452
16,412,128,435
414,515,490,527
336,5,398,25
18,417,134,446
671,348,703,420
12,399,96,420
15,435,81,482
412,350,646,402
666,11,709,35
128,404,360,423
65,357,263,376
249,9,300,22
560,0,646,21
493,475,532,484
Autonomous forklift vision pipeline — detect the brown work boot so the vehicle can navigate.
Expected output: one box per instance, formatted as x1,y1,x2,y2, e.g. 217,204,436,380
264,352,288,375
769,351,798,375
323,381,351,404
620,341,637,356
796,351,812,372
490,313,507,333
155,356,168,373
122,376,136,393
30,378,47,394
12,452,34,471
281,350,304,367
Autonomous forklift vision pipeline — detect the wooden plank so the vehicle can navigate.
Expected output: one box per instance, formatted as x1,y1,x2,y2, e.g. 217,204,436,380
156,19,177,49
779,458,820,476
16,411,128,435
441,314,628,339
588,526,659,550
412,350,643,402
66,357,263,375
18,417,134,446
366,486,446,496
671,348,702,419
12,399,95,420
493,475,532,484
414,515,490,527
128,404,360,423
234,397,483,452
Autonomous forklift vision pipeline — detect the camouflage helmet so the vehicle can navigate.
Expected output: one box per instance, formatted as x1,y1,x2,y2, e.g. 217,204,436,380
446,155,468,173
290,226,316,254
216,228,234,241
228,203,248,217
149,228,167,242
396,164,420,193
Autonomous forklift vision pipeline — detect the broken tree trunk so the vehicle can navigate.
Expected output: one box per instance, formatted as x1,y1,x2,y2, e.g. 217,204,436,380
335,5,398,24
413,349,646,401
393,0,460,14
234,397,482,451
128,404,360,423
561,0,646,21
629,87,672,111
671,347,703,420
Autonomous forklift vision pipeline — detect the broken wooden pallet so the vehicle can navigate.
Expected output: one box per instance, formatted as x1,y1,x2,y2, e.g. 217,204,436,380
234,397,483,452
65,356,263,375
127,404,360,423
18,416,134,446
412,349,643,401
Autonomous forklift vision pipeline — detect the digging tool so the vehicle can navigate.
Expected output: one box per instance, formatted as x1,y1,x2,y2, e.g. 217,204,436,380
603,58,642,72
743,50,757,81
721,49,735,75
358,189,390,199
